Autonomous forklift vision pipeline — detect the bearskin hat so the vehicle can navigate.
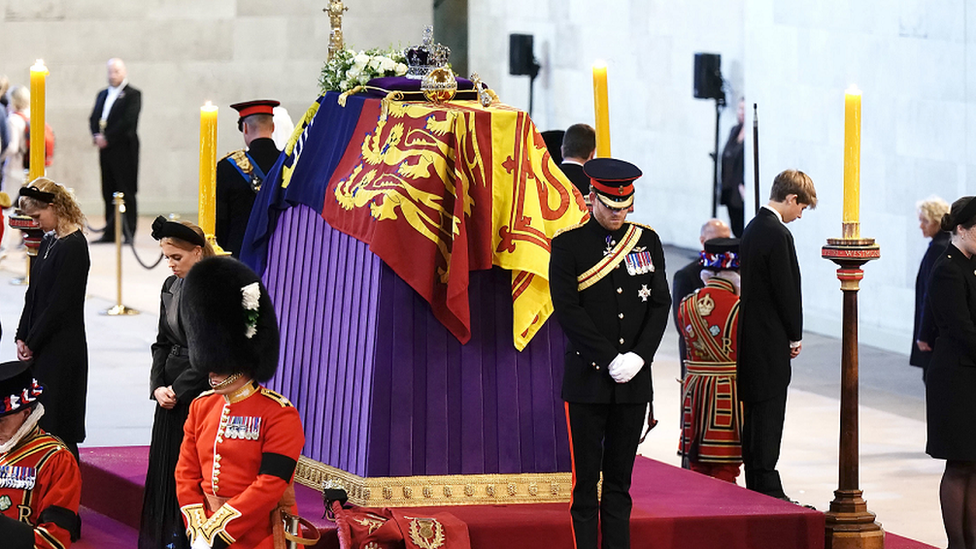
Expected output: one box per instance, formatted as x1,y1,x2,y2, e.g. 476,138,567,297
181,257,280,382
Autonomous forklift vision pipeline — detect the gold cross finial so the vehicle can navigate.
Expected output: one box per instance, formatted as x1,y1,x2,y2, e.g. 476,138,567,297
324,1,349,61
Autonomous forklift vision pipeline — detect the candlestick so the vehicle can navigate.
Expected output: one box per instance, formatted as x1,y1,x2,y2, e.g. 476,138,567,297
843,86,861,238
29,60,48,181
592,61,611,158
199,101,218,237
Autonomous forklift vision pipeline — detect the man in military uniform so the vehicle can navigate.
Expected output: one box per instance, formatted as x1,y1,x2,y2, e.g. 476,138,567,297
0,360,81,549
549,158,670,549
216,100,281,258
677,237,743,483
176,257,305,549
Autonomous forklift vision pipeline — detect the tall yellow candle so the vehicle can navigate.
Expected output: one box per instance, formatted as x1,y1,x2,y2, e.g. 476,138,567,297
29,60,48,181
198,101,218,236
592,61,611,158
843,86,861,231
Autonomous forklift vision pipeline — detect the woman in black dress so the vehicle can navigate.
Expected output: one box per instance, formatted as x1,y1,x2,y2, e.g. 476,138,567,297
138,217,213,549
926,196,976,549
15,179,90,459
912,196,950,379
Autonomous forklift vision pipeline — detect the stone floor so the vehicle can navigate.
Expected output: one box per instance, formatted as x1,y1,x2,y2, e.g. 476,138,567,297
0,217,946,547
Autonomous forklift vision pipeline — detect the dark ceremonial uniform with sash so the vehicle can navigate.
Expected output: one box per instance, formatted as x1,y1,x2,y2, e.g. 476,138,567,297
0,425,81,549
215,137,280,258
677,277,744,482
550,215,670,549
176,381,304,549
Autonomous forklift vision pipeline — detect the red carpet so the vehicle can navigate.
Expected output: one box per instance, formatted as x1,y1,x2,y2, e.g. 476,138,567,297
78,446,936,549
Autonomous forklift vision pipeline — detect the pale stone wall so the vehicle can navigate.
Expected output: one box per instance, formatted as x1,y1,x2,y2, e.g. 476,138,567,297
469,0,746,248
0,0,430,216
469,0,975,353
743,0,975,351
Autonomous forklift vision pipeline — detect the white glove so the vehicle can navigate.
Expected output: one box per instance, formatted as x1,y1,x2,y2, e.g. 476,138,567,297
609,352,644,384
191,536,212,549
606,354,626,378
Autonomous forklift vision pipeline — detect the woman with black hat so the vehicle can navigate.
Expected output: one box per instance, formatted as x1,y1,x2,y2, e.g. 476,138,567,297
139,217,214,549
175,257,305,549
925,196,976,548
15,177,90,460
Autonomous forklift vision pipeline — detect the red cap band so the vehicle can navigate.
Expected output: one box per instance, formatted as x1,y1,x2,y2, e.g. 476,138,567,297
236,104,275,119
590,178,634,197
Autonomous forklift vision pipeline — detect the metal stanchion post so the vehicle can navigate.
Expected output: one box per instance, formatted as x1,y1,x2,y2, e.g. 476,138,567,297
101,192,139,316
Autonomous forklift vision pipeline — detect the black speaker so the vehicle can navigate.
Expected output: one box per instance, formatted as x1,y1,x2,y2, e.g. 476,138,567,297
693,53,724,100
510,34,536,76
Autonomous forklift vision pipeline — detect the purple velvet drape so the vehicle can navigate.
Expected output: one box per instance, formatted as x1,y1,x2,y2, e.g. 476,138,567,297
264,205,571,477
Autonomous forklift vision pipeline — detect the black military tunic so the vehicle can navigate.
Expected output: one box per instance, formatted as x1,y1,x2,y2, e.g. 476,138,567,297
550,217,671,403
215,137,280,258
549,216,670,549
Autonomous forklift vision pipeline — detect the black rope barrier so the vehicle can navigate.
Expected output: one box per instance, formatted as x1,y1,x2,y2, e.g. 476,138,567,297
121,216,164,270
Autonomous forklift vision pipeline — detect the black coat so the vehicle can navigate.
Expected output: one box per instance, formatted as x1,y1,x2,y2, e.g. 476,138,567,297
89,84,141,188
720,124,744,208
671,258,704,364
215,138,281,258
911,231,950,367
559,162,590,197
925,244,976,460
736,208,802,402
149,276,209,402
550,218,671,404
16,231,90,444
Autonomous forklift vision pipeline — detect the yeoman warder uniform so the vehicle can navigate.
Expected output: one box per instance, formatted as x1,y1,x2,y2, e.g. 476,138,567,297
677,238,744,483
0,361,82,549
549,158,670,549
175,258,305,549
215,100,282,258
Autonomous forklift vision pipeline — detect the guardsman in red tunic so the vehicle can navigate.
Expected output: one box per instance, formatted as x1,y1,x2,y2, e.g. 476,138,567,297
175,258,305,549
0,360,81,549
677,238,744,483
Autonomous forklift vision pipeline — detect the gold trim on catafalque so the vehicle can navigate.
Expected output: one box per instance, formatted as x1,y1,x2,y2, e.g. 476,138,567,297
294,456,572,507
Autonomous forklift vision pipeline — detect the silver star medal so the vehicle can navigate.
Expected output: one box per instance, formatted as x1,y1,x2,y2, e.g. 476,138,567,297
638,284,651,302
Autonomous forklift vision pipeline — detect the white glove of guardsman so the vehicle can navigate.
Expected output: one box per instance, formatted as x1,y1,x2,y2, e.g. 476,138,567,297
608,352,645,384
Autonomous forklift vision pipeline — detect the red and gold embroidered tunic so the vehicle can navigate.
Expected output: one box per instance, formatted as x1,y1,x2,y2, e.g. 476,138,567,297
677,277,744,466
176,381,304,549
0,425,81,549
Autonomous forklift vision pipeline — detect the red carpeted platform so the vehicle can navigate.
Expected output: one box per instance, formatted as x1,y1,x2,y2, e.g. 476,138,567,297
78,446,936,549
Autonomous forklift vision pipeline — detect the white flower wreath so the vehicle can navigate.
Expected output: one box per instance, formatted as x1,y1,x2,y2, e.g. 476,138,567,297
241,282,261,339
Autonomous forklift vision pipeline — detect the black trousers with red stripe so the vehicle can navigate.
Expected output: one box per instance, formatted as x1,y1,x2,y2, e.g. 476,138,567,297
566,401,645,549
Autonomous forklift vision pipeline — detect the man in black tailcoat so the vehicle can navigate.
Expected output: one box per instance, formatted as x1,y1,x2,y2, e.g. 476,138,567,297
549,158,670,549
216,99,281,258
736,169,817,501
558,123,596,198
89,58,141,243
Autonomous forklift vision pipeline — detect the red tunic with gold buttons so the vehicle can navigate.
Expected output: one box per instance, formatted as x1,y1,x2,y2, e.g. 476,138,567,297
176,381,304,549
0,425,81,549
676,277,744,468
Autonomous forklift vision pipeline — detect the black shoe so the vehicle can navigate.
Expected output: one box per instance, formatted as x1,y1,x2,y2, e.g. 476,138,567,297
779,496,817,510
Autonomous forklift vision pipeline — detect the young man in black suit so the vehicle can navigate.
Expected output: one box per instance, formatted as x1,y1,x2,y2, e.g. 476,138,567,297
736,169,817,501
90,58,141,243
558,123,596,198
550,158,670,549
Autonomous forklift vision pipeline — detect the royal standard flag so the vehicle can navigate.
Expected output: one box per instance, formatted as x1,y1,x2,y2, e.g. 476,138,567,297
243,92,587,350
